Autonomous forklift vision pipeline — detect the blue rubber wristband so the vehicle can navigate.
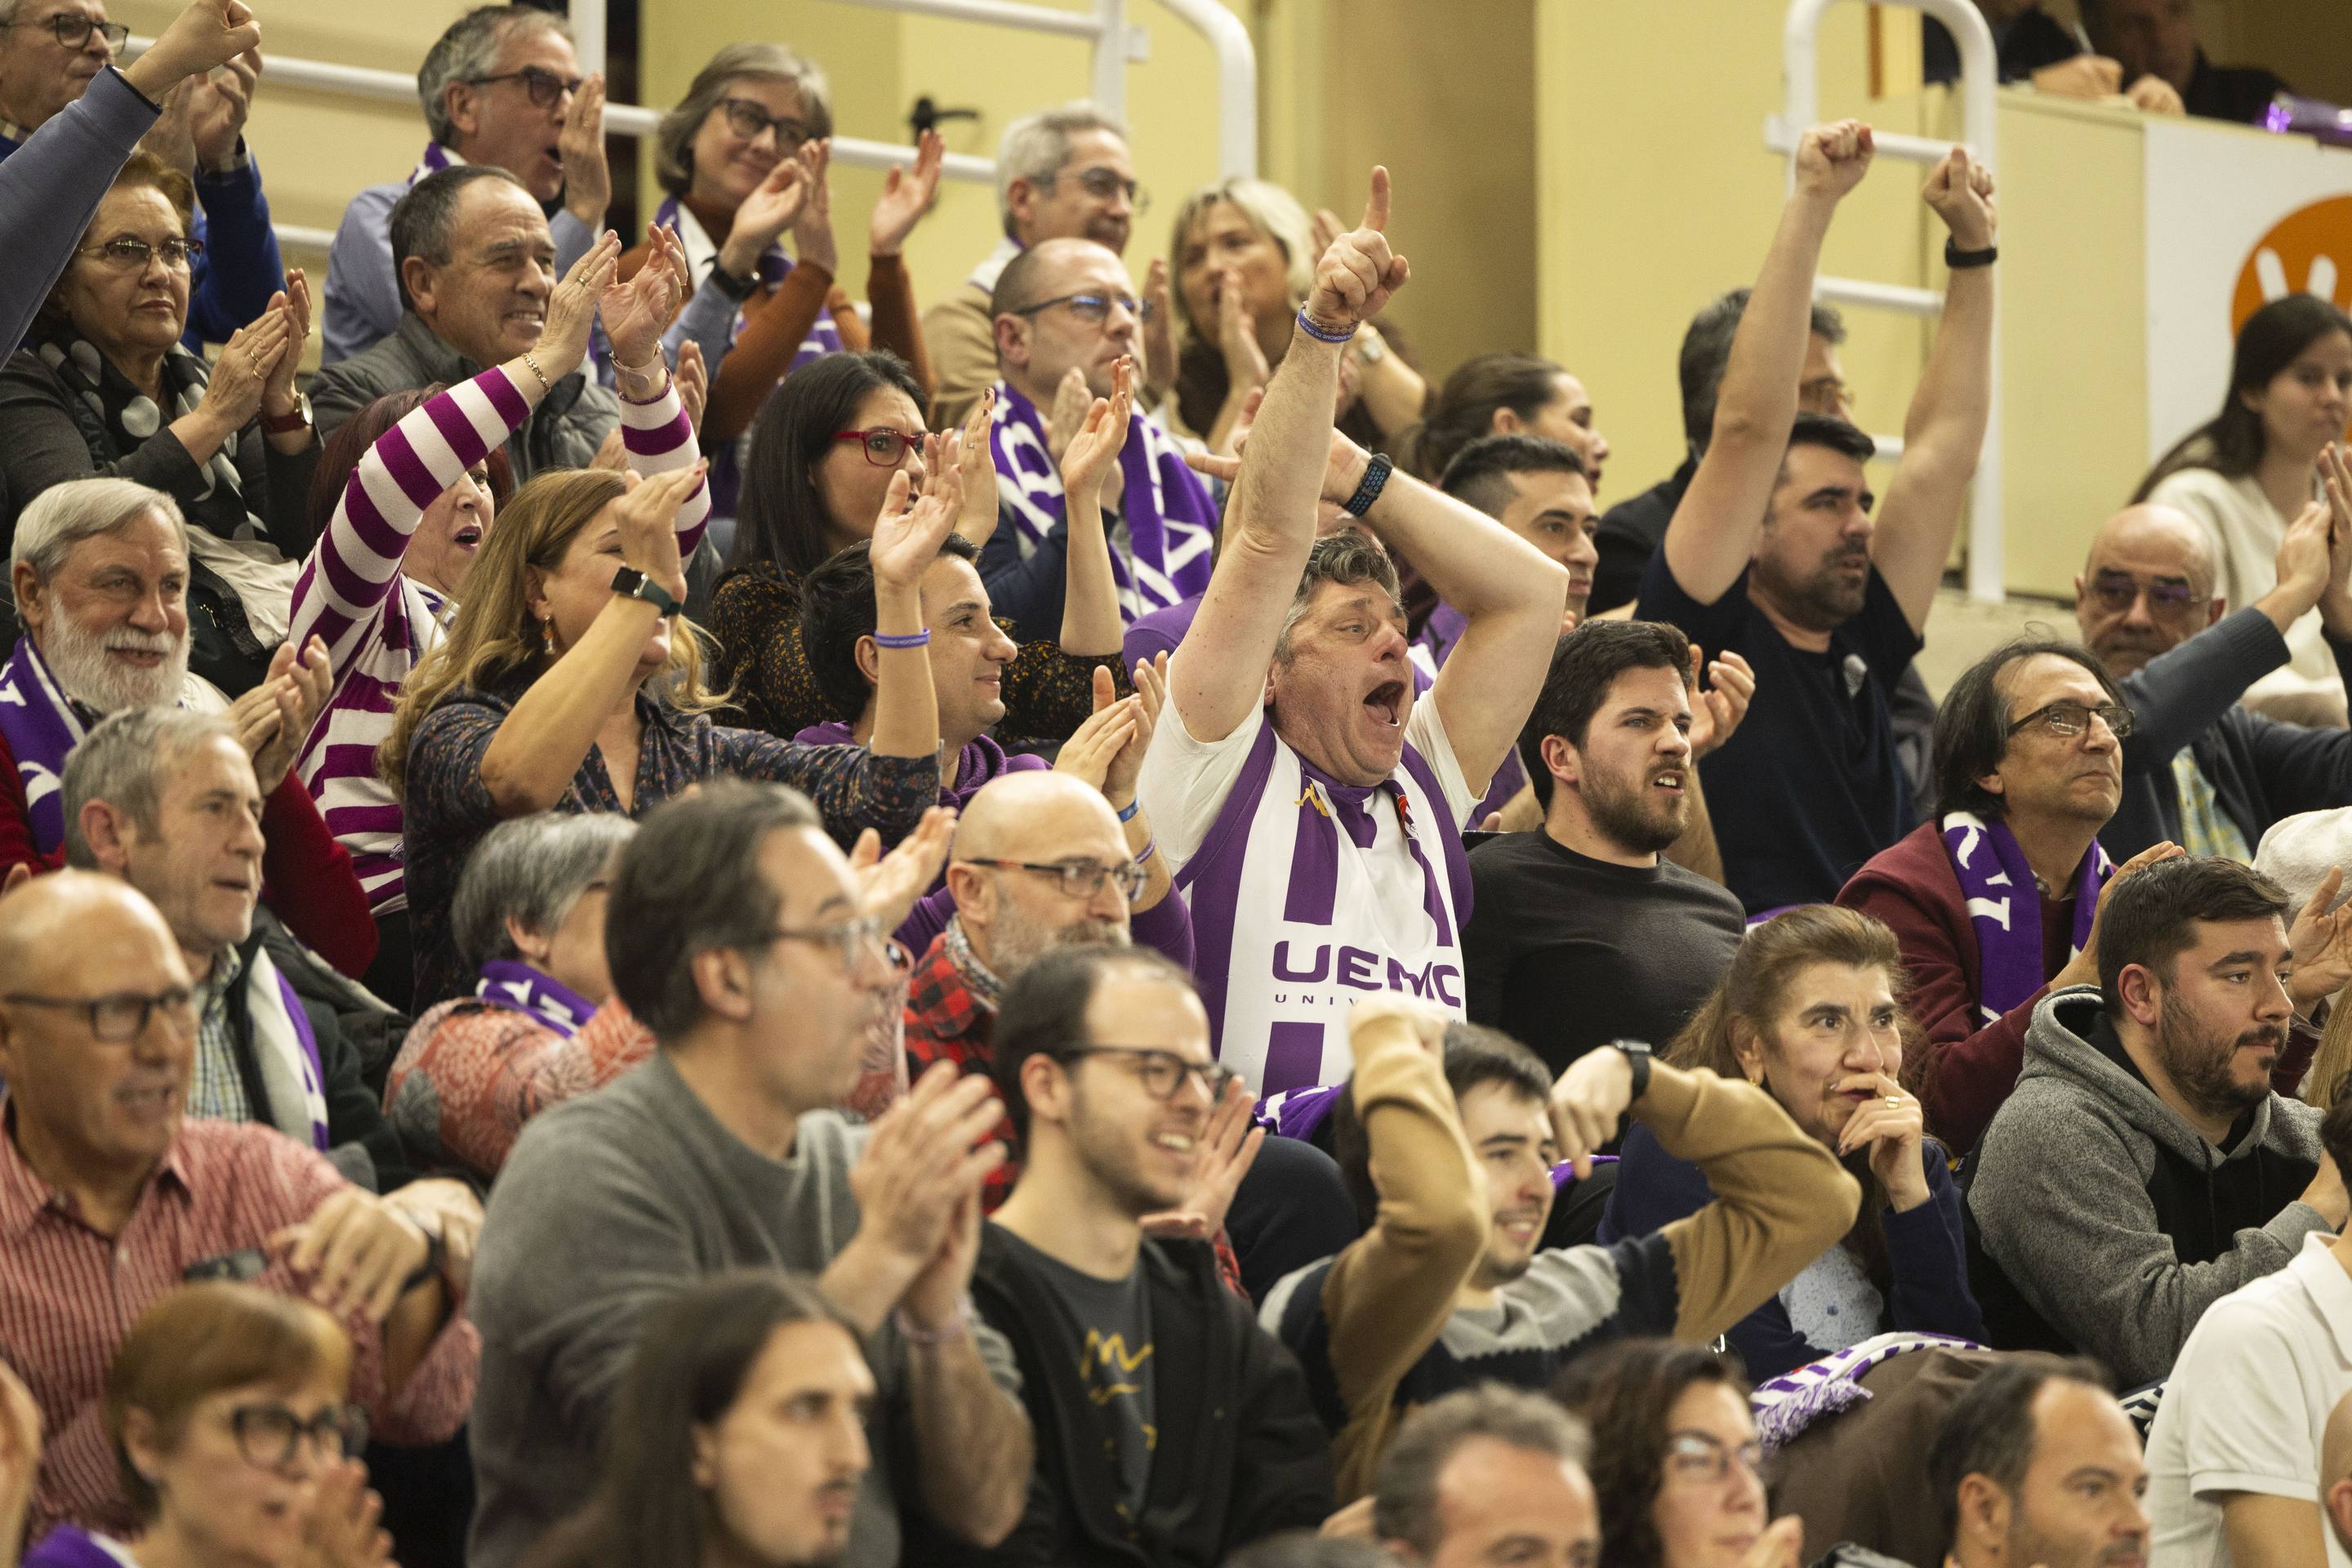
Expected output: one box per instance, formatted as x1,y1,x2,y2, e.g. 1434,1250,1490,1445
1295,306,1357,345
1116,796,1143,822
1341,452,1393,518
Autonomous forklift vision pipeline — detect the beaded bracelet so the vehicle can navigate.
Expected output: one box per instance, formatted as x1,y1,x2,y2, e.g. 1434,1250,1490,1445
872,629,932,650
519,352,551,395
1295,306,1357,345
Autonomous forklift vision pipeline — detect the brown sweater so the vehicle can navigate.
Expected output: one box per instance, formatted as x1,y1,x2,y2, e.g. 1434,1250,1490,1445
1263,1023,1861,1500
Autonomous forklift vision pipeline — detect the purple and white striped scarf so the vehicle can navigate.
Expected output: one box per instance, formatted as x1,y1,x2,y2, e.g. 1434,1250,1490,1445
474,960,598,1039
1940,811,2111,1024
0,636,88,857
989,379,1216,619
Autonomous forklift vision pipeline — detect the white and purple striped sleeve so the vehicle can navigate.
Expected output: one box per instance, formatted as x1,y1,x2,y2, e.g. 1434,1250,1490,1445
289,368,532,678
617,377,710,562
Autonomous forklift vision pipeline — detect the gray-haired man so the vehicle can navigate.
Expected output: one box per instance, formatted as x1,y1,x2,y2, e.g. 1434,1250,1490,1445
924,99,1152,430
323,2,610,363
1372,1385,1599,1566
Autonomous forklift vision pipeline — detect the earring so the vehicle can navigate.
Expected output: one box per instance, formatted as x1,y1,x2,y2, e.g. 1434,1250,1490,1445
539,619,557,655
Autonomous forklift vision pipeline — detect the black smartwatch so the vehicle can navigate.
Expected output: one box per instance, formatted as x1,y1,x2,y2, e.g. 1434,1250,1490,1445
612,567,683,617
708,263,759,303
1944,238,1998,270
1610,1040,1653,1105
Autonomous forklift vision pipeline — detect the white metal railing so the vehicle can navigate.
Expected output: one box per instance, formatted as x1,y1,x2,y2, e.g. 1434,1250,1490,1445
1766,0,2004,602
131,0,1258,248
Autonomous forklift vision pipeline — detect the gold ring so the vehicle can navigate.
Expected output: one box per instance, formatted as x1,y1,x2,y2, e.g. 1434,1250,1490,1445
1886,1095,1902,1107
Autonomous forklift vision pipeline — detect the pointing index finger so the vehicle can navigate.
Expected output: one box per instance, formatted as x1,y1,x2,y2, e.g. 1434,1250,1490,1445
1362,166,1391,234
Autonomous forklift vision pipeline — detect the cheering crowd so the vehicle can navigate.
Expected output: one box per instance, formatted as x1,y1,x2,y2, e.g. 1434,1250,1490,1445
0,0,2348,1566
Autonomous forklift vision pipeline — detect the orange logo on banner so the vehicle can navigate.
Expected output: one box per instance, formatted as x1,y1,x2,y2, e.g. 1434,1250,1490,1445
2232,195,2352,333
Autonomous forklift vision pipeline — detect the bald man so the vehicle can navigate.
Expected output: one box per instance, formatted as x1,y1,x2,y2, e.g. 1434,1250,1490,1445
0,873,479,1541
2078,501,2352,860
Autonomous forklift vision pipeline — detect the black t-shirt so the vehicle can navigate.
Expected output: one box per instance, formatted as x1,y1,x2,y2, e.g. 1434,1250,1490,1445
1637,554,1924,914
1592,457,1695,617
1463,831,1746,1072
995,1227,1157,1525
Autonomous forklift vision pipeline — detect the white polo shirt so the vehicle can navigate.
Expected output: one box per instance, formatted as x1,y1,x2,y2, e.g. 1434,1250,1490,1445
2145,1232,2352,1568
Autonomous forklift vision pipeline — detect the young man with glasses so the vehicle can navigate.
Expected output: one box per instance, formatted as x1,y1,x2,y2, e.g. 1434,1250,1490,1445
981,236,1219,639
1969,858,2348,1388
926,100,1156,430
323,4,608,363
967,942,1334,1566
466,779,1033,1568
0,869,479,1544
2074,492,2352,863
0,0,284,350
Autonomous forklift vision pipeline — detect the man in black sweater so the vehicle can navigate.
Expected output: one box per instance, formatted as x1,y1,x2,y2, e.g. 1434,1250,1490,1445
959,943,1332,1566
1464,621,1749,1073
2077,499,2352,862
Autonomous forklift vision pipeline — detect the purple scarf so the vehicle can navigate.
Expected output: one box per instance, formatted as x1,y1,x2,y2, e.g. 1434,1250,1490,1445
0,636,89,856
1290,755,1459,945
1940,811,2112,1023
474,960,598,1039
989,379,1217,618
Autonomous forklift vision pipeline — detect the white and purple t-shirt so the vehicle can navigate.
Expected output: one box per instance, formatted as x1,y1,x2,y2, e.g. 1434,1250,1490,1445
1137,697,1478,1095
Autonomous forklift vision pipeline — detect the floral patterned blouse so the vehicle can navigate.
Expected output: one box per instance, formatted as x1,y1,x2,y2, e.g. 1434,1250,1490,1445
706,559,1132,743
401,670,938,1008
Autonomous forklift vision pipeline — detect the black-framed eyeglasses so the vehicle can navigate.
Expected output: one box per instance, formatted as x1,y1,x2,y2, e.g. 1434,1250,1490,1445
1010,291,1147,326
227,1402,369,1469
11,14,126,49
77,235,202,271
717,96,813,150
960,858,1147,902
1663,1431,1765,1486
832,428,923,468
1048,166,1149,213
764,916,911,977
1,988,196,1043
2007,699,2136,741
2086,572,2202,616
1054,1045,1235,1103
465,65,581,109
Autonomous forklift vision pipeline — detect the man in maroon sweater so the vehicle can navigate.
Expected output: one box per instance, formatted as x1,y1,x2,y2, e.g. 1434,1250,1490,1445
1836,637,2335,1153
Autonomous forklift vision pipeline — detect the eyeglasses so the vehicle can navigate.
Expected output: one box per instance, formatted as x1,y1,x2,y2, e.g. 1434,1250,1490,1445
717,97,813,150
77,235,203,272
832,428,924,469
1054,1045,1236,1103
1010,291,1148,326
464,65,582,109
227,1402,369,1469
1048,166,1149,213
1,988,197,1042
960,858,1147,902
2086,572,2202,616
1664,1432,1765,1486
765,916,911,977
11,14,127,49
2007,699,2136,741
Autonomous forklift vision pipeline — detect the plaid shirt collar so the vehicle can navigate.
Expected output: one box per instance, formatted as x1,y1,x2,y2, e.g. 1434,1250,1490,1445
906,922,999,1048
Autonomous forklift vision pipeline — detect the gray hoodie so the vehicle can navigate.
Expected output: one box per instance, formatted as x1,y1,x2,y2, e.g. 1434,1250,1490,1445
1970,987,2328,1388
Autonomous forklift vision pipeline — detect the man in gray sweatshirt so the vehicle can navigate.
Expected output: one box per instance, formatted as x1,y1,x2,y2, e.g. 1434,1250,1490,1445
466,782,1035,1568
1969,857,2348,1388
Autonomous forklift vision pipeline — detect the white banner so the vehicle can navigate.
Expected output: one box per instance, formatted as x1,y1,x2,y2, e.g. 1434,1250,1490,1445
2144,119,2352,460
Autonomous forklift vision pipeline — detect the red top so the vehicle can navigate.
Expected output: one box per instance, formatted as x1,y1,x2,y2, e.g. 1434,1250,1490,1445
0,724,378,978
0,1107,478,1539
383,996,655,1182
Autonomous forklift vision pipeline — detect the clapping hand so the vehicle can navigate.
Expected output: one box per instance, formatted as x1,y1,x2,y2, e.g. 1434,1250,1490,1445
1059,355,1134,509
1045,368,1093,465
534,230,620,384
1051,677,1142,795
1139,1076,1265,1242
952,387,1000,546
1141,257,1177,397
1686,647,1757,760
850,1065,1005,1325
186,45,260,170
559,74,612,224
869,128,945,259
676,339,709,433
790,139,839,276
721,157,809,275
609,461,706,607
869,437,962,593
258,268,314,427
1302,167,1410,334
602,224,690,372
2288,866,2352,1013
233,635,331,792
200,309,292,434
849,807,956,933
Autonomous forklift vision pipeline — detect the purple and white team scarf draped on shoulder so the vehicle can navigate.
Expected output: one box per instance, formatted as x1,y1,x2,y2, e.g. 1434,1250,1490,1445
1940,810,2112,1023
474,960,599,1039
0,637,90,857
988,379,1217,620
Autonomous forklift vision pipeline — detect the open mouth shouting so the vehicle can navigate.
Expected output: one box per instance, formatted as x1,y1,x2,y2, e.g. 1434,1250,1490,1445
1361,679,1405,731
452,522,483,554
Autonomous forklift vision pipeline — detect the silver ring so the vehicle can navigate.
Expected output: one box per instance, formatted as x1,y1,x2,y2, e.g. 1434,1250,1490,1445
1886,1095,1902,1107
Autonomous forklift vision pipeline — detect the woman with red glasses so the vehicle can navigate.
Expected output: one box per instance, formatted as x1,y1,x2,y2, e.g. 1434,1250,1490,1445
709,349,1129,745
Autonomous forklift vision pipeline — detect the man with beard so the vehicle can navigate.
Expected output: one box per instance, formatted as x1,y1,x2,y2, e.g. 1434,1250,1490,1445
1463,620,1749,1076
0,478,373,978
2075,496,2352,863
1265,998,1855,1499
1928,1355,2153,1568
1968,858,2347,1387
1636,122,1995,915
957,944,1333,1566
467,781,1034,1568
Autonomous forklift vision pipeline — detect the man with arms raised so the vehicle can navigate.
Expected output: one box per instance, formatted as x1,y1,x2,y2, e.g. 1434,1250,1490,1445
1929,1355,2153,1568
1134,170,1567,1094
1637,124,1995,915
